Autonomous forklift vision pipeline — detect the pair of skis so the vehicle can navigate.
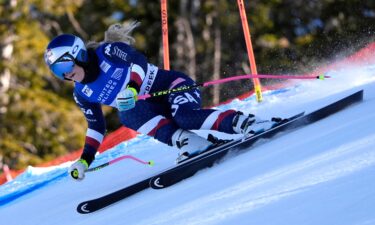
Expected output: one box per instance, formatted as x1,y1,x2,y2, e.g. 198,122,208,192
77,90,363,214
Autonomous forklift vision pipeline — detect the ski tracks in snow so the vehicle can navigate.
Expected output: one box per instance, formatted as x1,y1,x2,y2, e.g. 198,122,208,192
138,133,375,225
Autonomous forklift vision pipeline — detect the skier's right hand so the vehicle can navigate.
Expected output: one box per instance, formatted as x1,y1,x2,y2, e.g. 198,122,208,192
69,159,88,180
116,86,138,111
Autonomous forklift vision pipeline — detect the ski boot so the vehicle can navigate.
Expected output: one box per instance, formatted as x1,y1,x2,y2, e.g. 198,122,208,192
232,112,282,135
171,129,213,163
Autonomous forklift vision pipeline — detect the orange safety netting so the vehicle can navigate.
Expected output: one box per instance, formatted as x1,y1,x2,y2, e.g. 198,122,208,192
0,127,137,184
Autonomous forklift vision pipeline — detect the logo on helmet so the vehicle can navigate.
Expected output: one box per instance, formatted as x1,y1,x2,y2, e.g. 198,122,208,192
45,49,54,64
72,45,79,54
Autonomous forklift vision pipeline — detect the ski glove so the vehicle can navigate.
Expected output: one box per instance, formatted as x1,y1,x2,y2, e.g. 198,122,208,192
116,87,138,111
69,159,89,180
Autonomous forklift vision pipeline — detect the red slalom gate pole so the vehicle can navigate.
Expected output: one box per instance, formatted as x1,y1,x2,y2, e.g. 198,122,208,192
160,0,170,70
237,0,263,102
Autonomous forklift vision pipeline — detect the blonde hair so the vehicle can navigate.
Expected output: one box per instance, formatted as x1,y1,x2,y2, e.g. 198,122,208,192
87,21,140,49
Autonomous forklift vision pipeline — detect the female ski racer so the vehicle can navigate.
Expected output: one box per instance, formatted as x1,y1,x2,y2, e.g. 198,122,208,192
44,22,278,180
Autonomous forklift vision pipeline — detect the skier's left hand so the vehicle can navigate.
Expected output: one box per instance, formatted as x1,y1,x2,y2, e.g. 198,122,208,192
69,159,88,180
116,87,138,111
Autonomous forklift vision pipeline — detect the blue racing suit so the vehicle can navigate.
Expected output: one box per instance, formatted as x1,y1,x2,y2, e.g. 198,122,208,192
74,42,237,165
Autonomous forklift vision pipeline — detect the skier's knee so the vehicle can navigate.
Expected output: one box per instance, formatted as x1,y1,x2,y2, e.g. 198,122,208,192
172,113,190,130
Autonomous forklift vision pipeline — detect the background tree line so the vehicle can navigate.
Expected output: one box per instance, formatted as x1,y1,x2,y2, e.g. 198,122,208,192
0,0,374,171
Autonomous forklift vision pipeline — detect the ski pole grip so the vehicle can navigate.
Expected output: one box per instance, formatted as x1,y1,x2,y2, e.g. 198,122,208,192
71,169,79,179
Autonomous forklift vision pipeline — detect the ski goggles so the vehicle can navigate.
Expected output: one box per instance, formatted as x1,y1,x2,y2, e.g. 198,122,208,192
49,54,75,80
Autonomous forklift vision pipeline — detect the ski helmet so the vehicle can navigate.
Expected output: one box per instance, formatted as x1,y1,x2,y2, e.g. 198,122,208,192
44,34,88,80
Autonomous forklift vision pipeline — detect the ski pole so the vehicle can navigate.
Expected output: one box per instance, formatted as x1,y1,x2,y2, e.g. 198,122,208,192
137,73,330,100
86,155,154,173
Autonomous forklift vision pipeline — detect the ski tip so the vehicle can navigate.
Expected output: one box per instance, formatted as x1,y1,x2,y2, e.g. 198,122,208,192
77,202,92,214
150,177,165,189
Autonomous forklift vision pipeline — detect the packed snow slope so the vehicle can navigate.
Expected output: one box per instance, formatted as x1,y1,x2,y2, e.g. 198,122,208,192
0,64,375,225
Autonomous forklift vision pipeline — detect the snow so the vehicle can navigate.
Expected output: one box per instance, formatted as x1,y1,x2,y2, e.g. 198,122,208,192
1,64,375,225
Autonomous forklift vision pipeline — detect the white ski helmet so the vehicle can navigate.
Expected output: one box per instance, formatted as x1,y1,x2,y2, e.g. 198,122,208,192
44,34,88,79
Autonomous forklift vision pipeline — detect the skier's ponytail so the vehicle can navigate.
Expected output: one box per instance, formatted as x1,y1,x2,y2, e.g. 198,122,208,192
104,21,140,45
86,21,140,49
